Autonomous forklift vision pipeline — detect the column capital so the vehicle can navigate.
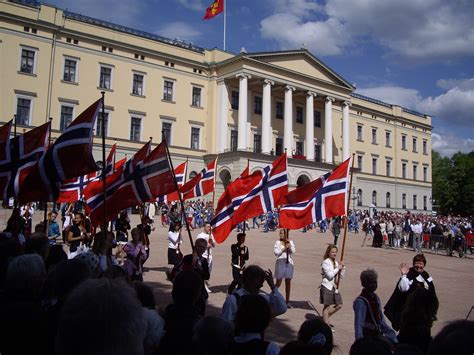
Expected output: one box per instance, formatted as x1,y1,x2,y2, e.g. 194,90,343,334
263,79,275,86
217,79,227,85
325,96,335,103
307,91,317,98
236,73,252,80
343,100,352,107
285,85,296,92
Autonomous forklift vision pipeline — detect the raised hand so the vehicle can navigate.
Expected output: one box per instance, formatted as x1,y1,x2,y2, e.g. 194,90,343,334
399,262,409,275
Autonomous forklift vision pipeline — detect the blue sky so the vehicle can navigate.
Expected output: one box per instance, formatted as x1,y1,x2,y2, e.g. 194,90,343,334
46,0,474,157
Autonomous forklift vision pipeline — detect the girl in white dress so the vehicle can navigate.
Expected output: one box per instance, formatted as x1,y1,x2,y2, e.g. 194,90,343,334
274,229,295,307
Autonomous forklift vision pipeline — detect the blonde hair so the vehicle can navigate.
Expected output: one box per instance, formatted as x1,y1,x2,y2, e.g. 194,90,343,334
323,244,338,260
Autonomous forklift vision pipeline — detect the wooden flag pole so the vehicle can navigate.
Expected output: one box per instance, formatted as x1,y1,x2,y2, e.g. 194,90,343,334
337,154,355,288
163,132,194,250
43,117,53,234
211,157,218,210
101,92,107,234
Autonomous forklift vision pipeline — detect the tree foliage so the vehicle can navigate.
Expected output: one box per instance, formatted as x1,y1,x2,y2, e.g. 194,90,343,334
432,150,474,216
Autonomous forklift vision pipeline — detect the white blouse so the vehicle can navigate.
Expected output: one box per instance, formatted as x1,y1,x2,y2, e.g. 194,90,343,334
168,231,182,249
321,258,346,291
273,240,295,265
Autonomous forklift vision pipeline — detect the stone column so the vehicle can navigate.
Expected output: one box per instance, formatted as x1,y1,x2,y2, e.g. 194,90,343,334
305,91,316,160
342,101,351,160
216,80,228,153
284,85,295,156
324,96,334,163
236,73,251,151
262,79,274,154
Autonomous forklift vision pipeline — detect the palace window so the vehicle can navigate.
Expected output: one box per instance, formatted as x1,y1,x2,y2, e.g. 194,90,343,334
16,97,32,126
20,48,36,74
60,105,74,131
99,66,112,89
132,74,144,96
130,117,141,141
63,59,77,83
96,112,109,138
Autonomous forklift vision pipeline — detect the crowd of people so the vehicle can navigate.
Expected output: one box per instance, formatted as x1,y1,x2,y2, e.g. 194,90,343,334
0,200,473,354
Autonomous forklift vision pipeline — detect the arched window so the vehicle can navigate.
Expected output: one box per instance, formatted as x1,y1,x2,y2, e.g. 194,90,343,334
357,189,362,206
219,169,232,189
189,171,198,180
386,192,391,208
372,190,377,205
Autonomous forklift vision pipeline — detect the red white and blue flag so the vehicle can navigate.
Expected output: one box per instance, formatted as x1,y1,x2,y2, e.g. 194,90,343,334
57,143,118,203
279,157,351,230
18,99,101,203
84,141,151,226
211,154,288,243
0,122,50,201
179,158,217,200
157,160,187,203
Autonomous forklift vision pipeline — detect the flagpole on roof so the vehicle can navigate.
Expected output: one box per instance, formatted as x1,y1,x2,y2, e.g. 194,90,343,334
223,0,226,50
163,132,194,250
336,153,355,288
101,92,107,235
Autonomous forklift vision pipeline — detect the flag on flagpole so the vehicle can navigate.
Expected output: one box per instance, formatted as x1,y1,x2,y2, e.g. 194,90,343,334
203,0,224,20
179,158,217,200
158,160,187,203
279,157,351,230
211,154,288,243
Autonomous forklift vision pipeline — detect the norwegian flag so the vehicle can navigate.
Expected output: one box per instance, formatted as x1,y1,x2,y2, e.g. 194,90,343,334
84,141,151,226
0,122,50,201
157,160,188,203
179,158,217,200
18,99,101,203
57,144,118,203
211,154,288,243
279,157,351,230
0,120,12,144
87,142,174,226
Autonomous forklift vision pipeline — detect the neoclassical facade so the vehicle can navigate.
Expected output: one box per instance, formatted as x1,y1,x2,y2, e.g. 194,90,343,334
0,0,433,211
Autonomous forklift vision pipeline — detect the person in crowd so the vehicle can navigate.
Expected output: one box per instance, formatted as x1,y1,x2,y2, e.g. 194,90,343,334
394,220,402,248
47,211,60,245
45,244,68,271
137,216,152,260
387,219,395,247
2,208,26,250
297,317,334,354
384,254,438,332
331,217,342,246
274,228,295,307
167,222,183,266
228,232,249,294
123,227,148,281
353,269,398,344
92,230,117,273
411,219,423,253
222,265,287,322
159,270,203,355
320,244,345,326
193,316,234,355
372,222,383,248
233,294,281,355
196,222,216,291
427,320,474,355
67,212,89,259
115,210,131,242
56,278,146,355
20,203,34,239
349,336,392,355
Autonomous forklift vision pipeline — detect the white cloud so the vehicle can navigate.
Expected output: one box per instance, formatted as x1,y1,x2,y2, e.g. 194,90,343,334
432,133,474,157
155,22,202,41
357,78,474,156
260,0,474,62
47,0,146,27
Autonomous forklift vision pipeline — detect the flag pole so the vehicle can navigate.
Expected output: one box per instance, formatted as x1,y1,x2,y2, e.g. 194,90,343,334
211,157,218,210
223,0,226,51
337,153,355,287
43,117,53,233
101,92,107,234
163,131,194,250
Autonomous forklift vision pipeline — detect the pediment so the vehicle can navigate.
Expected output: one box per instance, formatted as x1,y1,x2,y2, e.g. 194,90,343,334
247,50,353,90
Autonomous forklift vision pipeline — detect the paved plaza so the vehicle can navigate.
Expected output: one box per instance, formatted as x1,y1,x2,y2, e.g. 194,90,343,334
142,219,473,354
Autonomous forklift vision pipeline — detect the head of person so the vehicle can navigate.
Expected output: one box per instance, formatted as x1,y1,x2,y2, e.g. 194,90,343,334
52,259,91,302
56,278,146,355
49,211,58,222
203,223,211,234
279,228,289,241
74,212,84,226
412,253,427,273
194,238,207,257
298,317,333,354
173,222,182,232
92,231,114,254
171,270,203,306
241,265,266,294
349,337,392,355
236,232,246,245
193,316,234,355
323,244,338,260
45,244,68,271
131,227,143,244
360,269,378,293
427,320,474,355
235,294,271,334
5,254,46,299
74,252,101,277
